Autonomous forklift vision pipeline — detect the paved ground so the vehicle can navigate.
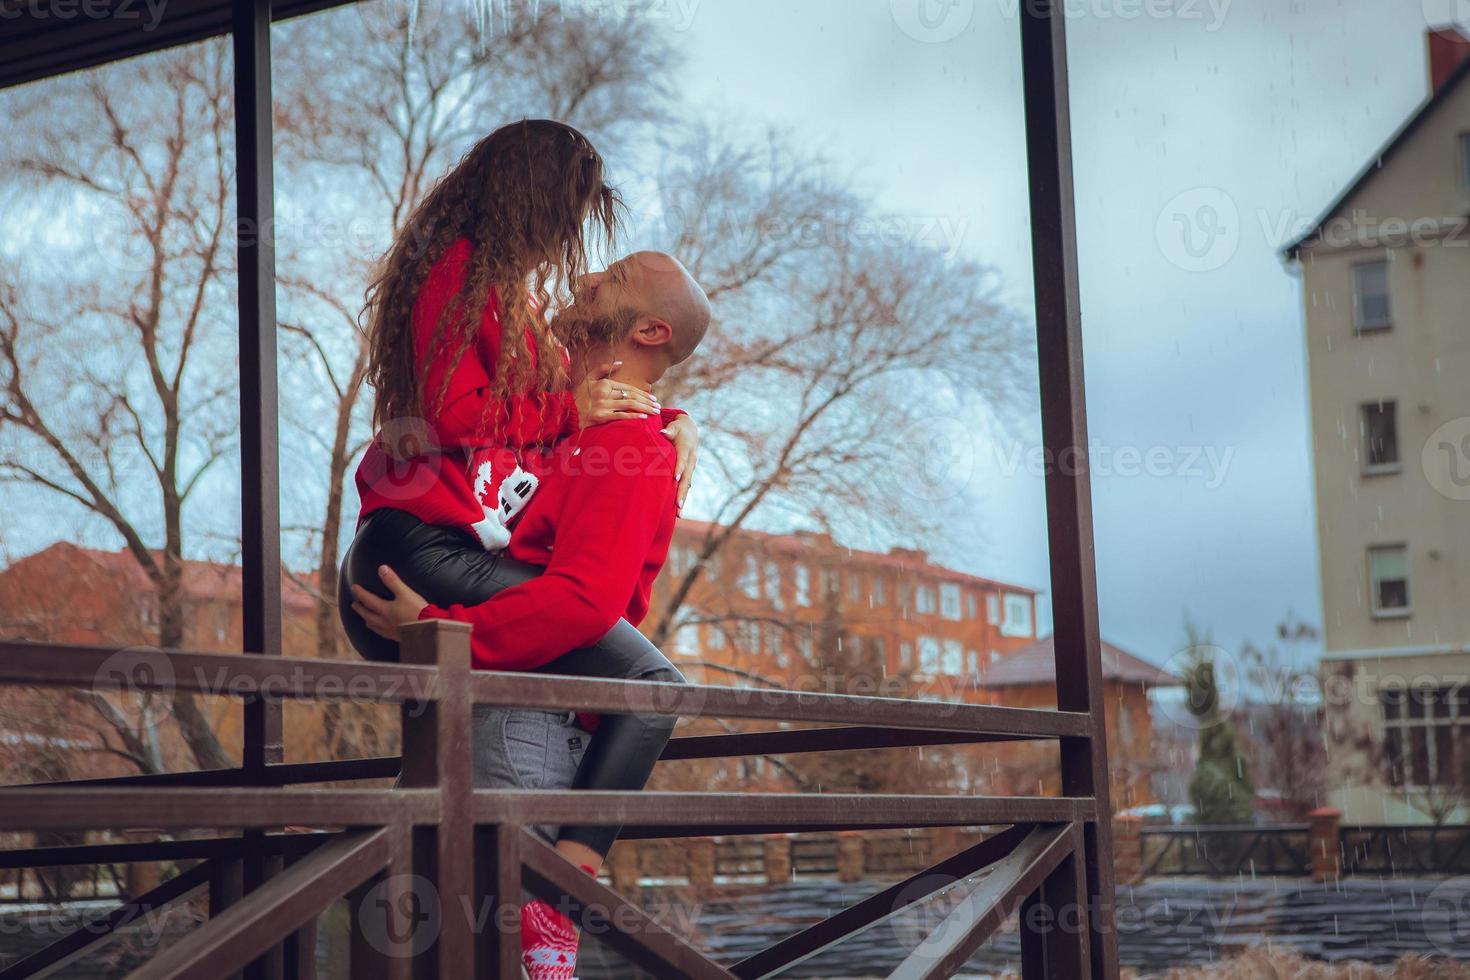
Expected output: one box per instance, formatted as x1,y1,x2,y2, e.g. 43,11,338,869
577,876,1470,978
3,875,1467,978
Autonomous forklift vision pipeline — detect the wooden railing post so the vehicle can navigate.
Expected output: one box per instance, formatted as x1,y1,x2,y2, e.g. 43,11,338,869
398,619,474,980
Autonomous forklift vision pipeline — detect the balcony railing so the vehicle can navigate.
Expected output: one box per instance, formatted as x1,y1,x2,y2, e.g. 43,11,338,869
0,620,1108,978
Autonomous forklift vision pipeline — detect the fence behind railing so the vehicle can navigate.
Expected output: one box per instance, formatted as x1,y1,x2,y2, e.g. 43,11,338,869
1121,816,1470,881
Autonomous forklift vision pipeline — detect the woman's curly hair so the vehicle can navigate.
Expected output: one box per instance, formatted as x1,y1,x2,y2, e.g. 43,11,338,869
362,119,620,443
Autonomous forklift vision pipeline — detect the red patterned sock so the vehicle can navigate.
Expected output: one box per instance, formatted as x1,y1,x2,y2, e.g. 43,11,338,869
519,864,597,980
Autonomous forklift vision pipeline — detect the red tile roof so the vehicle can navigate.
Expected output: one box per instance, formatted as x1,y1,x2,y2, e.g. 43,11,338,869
968,635,1179,689
672,519,1039,595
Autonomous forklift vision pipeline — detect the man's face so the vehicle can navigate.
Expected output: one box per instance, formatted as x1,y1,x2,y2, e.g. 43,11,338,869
569,255,645,320
552,257,640,352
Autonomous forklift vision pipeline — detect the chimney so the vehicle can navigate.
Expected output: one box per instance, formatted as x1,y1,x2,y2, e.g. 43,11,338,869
1427,26,1470,93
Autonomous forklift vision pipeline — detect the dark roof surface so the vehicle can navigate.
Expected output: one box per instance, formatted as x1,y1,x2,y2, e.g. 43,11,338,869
970,635,1178,689
0,0,353,92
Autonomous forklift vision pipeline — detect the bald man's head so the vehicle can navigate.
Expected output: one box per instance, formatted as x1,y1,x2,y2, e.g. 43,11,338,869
623,251,711,364
554,251,712,377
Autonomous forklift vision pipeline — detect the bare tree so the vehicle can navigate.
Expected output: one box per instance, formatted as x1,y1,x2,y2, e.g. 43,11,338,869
644,126,1030,649
1240,615,1326,820
0,45,242,770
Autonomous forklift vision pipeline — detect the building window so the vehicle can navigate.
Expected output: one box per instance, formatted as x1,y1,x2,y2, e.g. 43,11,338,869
794,564,811,606
1360,401,1399,472
1351,259,1391,332
674,623,700,655
1381,686,1468,788
986,594,1000,625
765,560,783,609
899,642,913,669
706,622,726,650
767,624,787,667
1001,594,1032,637
966,592,978,620
918,636,940,674
941,639,963,674
735,621,760,653
872,576,886,606
739,555,761,599
822,567,840,597
847,572,862,603
794,630,813,662
871,637,886,664
915,585,936,615
1368,545,1410,616
968,648,981,673
846,634,861,659
939,583,962,621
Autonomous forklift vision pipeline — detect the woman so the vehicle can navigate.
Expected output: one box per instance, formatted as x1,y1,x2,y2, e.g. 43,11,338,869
338,119,694,979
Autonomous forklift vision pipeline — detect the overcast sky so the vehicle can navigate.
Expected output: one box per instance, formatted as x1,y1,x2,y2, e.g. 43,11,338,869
2,0,1456,671
648,0,1460,665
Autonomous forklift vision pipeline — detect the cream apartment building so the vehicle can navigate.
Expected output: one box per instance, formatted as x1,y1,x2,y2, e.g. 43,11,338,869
1285,28,1470,823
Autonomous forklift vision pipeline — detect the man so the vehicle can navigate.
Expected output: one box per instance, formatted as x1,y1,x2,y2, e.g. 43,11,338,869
351,250,710,980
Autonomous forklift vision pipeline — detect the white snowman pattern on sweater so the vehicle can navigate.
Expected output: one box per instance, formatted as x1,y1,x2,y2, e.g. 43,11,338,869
468,458,539,551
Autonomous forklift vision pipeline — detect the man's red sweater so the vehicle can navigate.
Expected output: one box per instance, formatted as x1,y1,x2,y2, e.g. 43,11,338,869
353,238,681,546
416,412,678,672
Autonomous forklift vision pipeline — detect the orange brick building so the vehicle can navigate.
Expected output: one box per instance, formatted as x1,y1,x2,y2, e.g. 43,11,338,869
0,542,332,778
650,520,1041,697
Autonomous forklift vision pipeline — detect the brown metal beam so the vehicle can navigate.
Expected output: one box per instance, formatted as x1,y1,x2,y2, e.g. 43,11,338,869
0,859,213,980
0,833,324,869
469,672,1091,737
26,756,403,790
731,824,1035,979
887,824,1075,980
130,829,391,980
661,726,1031,760
475,791,1092,829
0,789,439,831
1019,0,1118,975
520,830,735,979
0,641,438,702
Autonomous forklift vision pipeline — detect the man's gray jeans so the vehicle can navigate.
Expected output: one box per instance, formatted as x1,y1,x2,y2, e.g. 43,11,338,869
473,705,589,844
